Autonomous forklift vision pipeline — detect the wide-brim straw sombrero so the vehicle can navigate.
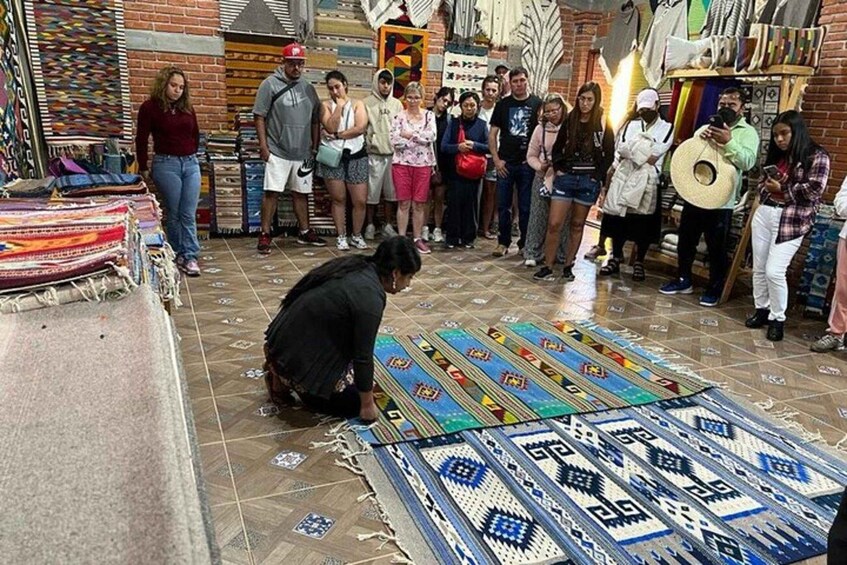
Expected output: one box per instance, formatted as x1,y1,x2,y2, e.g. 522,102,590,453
670,136,738,209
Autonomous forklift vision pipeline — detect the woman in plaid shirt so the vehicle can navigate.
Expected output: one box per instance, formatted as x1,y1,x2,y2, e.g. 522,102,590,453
745,111,830,342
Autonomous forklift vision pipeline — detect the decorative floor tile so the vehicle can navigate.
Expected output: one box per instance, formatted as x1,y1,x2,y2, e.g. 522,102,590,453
761,373,786,386
753,339,775,349
229,340,257,350
649,324,668,333
700,318,719,327
839,408,847,419
817,365,842,376
270,450,308,470
293,513,335,539
241,368,265,380
501,315,520,323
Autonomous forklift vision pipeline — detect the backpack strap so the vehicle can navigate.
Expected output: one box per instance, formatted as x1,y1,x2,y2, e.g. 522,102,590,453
266,79,298,128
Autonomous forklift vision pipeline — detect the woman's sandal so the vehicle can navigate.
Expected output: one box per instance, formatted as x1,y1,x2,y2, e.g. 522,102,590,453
632,262,646,282
599,257,620,276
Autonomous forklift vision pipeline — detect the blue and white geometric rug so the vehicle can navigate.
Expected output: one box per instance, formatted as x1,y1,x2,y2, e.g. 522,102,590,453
355,389,845,564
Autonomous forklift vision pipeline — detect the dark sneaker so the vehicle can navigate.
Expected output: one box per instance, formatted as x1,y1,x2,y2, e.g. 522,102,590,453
257,232,272,254
183,259,201,277
659,277,693,295
699,294,719,307
767,320,784,342
533,266,555,281
561,265,575,282
745,308,770,328
297,229,327,247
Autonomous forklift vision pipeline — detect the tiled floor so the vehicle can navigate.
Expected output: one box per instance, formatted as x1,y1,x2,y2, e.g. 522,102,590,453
176,231,844,565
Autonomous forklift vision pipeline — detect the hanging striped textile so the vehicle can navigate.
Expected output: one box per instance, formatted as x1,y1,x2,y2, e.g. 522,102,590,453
518,1,563,98
359,0,403,31
405,0,440,28
219,0,296,37
477,0,524,49
442,0,479,44
700,0,754,37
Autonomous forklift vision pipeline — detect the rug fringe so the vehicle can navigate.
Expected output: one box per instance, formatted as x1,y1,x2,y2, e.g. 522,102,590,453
308,423,416,563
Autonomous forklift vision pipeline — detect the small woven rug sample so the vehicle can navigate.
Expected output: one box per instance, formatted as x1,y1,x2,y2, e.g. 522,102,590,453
355,389,844,564
359,321,708,445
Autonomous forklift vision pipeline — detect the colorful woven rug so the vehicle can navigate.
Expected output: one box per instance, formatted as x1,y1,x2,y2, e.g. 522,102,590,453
23,0,132,143
359,322,708,445
356,389,844,564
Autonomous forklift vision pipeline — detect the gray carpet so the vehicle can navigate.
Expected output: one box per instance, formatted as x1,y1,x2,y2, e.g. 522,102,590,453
0,286,219,563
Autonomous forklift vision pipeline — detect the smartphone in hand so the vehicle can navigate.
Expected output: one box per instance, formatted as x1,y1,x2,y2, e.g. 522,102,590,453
762,164,780,178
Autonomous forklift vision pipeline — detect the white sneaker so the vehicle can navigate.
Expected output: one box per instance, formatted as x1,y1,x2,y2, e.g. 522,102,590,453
350,234,368,249
421,226,430,241
364,224,376,240
524,258,537,268
432,227,444,243
382,224,398,238
336,235,349,250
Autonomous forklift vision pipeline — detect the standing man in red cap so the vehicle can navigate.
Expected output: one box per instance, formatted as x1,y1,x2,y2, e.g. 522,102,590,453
254,42,326,254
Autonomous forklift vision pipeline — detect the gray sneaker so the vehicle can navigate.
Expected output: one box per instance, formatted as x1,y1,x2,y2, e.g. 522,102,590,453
811,333,844,353
382,224,398,238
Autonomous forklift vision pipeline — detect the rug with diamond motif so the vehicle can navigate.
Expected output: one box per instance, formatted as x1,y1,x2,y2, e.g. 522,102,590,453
358,321,708,445
352,389,844,564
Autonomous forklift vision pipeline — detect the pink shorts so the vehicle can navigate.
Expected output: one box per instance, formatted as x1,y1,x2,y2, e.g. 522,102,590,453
392,164,431,203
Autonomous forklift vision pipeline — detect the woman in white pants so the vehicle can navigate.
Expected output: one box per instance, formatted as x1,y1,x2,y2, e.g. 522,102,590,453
745,111,830,341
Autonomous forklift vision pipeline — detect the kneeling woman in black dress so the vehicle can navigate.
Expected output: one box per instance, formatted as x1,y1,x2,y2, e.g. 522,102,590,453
263,236,421,422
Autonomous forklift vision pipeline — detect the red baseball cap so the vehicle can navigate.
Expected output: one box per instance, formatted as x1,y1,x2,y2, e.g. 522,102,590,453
282,43,306,60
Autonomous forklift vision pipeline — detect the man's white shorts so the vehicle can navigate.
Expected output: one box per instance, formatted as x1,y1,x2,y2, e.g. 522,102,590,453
263,153,313,194
367,154,396,205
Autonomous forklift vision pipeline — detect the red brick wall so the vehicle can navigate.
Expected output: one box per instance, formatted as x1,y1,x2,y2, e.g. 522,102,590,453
802,0,847,199
124,0,228,134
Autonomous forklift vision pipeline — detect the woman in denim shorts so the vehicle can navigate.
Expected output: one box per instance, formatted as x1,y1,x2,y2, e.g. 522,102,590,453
318,71,370,251
534,82,615,282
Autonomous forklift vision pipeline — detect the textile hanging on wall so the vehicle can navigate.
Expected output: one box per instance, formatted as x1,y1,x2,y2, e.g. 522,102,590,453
518,1,564,98
304,0,376,102
476,0,524,49
290,0,315,41
700,0,754,38
23,0,133,144
378,25,428,100
219,0,296,37
442,44,488,98
597,2,640,83
442,0,480,45
641,0,688,88
405,0,440,29
359,0,403,31
758,0,821,28
0,0,38,179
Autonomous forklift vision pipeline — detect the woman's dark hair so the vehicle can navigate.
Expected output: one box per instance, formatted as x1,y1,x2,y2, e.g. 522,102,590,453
280,236,421,310
325,70,348,87
563,82,604,155
764,110,826,170
459,91,480,107
435,86,455,103
482,75,500,91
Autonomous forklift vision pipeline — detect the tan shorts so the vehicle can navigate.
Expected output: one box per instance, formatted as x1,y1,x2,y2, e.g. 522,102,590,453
367,154,396,205
263,153,313,194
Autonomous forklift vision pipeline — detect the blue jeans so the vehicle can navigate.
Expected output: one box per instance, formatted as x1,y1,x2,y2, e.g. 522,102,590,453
152,154,201,260
496,161,534,248
551,173,601,207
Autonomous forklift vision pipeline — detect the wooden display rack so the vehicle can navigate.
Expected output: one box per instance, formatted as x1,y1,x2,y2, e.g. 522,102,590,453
659,65,815,304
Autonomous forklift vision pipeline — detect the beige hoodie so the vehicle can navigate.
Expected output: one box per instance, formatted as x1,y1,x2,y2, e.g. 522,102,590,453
364,68,404,155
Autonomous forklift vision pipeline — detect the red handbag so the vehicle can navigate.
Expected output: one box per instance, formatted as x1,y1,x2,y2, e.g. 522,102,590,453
455,122,487,180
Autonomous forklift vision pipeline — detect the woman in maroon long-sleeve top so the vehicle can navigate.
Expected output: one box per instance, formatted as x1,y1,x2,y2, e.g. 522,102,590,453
135,65,202,277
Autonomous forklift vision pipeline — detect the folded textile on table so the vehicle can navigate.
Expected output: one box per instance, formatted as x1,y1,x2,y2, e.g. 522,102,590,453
0,176,56,198
56,173,144,191
352,388,844,564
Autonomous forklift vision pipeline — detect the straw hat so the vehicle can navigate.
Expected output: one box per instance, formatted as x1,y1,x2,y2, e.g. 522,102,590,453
670,136,738,209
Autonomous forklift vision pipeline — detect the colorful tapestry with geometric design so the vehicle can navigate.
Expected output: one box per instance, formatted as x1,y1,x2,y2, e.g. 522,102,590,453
378,25,428,99
0,0,39,179
360,389,845,564
23,0,133,143
357,321,708,445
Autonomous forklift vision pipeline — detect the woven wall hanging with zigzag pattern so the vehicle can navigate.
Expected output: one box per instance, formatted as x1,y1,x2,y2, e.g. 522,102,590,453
23,0,132,144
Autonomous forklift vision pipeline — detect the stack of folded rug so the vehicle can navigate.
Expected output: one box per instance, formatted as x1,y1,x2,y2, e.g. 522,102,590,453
55,173,148,197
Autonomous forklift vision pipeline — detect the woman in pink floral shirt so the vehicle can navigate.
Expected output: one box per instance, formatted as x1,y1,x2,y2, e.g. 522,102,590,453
390,82,437,254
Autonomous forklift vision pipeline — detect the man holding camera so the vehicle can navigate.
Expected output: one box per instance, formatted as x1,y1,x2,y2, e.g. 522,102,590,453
660,87,760,307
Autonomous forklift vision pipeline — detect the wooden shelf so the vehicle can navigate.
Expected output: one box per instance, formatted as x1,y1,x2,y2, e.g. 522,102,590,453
666,65,816,80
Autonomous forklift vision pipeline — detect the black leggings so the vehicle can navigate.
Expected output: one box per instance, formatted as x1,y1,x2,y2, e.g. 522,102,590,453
298,385,361,418
604,214,652,262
